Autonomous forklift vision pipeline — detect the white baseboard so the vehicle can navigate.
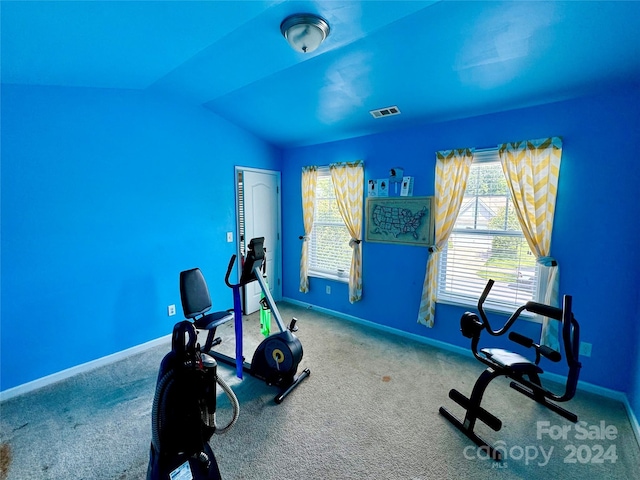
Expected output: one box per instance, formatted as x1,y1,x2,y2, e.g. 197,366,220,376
282,297,640,448
0,334,171,402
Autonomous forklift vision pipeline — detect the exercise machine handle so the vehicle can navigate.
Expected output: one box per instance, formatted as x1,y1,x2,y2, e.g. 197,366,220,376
225,254,238,288
508,331,534,348
475,279,530,336
508,331,561,362
539,346,561,363
524,301,562,321
476,279,494,325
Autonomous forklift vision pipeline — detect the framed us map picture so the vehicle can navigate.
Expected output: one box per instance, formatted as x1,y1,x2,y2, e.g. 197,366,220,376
365,196,435,246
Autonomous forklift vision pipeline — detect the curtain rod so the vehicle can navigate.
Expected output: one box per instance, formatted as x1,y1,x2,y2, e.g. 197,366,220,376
475,146,498,152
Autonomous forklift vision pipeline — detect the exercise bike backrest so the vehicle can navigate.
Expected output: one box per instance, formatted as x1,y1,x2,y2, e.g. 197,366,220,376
462,279,581,402
180,269,214,319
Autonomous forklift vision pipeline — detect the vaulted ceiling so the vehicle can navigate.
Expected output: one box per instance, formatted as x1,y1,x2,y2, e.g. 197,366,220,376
2,1,639,147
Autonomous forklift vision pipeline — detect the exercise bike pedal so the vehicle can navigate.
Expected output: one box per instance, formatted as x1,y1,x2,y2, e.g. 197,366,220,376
288,318,299,332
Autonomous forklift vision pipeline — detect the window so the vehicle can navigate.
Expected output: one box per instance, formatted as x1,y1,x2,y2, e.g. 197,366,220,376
437,150,539,313
308,168,352,281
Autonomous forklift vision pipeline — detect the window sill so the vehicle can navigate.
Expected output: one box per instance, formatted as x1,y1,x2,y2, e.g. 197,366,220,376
436,297,541,323
309,271,350,284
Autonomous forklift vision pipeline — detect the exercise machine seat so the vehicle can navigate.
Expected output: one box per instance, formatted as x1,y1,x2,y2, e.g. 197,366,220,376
479,348,543,373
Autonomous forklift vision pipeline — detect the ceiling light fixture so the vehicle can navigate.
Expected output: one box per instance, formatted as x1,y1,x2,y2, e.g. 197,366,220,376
280,13,330,53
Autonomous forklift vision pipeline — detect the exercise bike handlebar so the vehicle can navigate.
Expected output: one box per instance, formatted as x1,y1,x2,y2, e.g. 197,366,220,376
225,254,238,288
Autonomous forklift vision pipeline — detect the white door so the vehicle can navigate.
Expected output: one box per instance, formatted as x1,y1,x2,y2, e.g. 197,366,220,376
237,168,281,314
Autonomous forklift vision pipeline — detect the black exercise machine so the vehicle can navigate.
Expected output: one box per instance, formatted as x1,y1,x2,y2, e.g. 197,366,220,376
180,237,310,404
147,320,239,480
439,279,582,461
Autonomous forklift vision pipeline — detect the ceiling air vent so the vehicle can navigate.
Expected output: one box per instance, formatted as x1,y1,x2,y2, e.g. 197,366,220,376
369,106,401,119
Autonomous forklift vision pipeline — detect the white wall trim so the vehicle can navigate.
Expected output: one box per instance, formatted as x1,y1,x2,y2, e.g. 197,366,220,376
0,334,171,402
282,297,640,448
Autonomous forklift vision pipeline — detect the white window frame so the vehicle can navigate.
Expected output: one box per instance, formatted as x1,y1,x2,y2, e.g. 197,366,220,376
307,167,351,283
436,150,540,318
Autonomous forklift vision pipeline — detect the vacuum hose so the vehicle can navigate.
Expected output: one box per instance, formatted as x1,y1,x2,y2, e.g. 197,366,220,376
212,373,240,434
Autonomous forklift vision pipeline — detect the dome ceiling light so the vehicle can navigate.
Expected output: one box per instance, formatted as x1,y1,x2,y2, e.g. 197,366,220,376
280,13,330,53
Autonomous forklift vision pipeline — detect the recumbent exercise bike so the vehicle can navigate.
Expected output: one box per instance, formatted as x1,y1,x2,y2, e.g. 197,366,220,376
179,237,310,404
439,279,582,461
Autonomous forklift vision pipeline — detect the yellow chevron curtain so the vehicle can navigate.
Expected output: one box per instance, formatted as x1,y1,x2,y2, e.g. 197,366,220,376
330,160,364,303
299,166,318,293
498,137,563,349
418,149,474,327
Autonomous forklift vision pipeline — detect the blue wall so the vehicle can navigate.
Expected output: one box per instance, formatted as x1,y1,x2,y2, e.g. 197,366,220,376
281,85,640,394
1,84,281,391
2,82,639,408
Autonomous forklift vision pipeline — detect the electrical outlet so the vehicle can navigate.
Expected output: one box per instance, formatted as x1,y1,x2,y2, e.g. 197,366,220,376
326,286,331,294
168,304,176,316
226,232,233,242
579,342,592,357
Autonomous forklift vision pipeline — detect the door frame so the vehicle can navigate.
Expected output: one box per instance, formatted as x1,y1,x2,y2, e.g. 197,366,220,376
234,166,283,303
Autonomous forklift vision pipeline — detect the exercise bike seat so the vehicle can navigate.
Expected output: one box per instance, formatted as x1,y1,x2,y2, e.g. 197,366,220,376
479,348,543,373
193,310,234,331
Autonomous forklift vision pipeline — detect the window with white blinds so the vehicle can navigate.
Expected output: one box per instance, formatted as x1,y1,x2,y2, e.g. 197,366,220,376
437,150,539,313
308,168,352,281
